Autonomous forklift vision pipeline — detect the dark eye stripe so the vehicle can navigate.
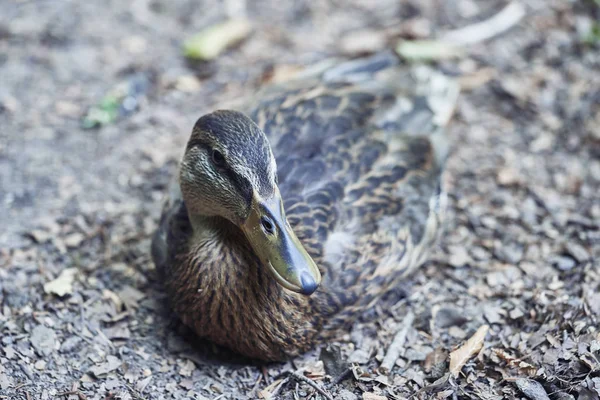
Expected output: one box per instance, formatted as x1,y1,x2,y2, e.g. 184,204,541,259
226,170,253,209
186,139,253,213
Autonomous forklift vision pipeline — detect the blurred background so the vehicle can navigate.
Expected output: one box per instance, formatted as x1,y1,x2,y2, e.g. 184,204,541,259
1,0,599,399
0,0,598,246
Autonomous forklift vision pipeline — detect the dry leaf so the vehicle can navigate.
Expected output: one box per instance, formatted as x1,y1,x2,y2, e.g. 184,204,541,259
183,18,252,61
449,324,489,377
88,355,122,377
44,268,78,297
424,347,449,373
492,348,537,376
258,378,285,399
262,64,304,84
396,40,464,61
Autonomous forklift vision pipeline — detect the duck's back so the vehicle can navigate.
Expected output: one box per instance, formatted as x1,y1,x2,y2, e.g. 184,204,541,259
246,53,459,330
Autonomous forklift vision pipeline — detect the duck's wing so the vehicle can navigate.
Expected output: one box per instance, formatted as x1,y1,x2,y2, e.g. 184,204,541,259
247,52,459,312
151,177,190,279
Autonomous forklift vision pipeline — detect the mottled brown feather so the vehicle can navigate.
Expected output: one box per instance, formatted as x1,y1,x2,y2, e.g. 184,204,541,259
152,53,459,361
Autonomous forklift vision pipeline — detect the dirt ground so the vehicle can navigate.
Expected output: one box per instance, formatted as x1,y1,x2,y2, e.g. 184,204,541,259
1,0,599,399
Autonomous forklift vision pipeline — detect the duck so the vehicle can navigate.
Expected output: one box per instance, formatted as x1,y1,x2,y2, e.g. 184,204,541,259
151,52,459,361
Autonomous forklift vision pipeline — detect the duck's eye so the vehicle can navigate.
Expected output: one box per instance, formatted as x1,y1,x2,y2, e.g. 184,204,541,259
260,216,275,235
211,150,226,167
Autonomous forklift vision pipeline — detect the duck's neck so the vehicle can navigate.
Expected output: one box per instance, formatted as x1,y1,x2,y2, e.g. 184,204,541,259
178,212,317,360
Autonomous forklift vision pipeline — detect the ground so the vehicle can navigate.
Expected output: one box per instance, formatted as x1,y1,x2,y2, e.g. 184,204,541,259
1,0,599,399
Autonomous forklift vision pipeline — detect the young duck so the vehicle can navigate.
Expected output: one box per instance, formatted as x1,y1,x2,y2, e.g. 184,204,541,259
152,53,459,361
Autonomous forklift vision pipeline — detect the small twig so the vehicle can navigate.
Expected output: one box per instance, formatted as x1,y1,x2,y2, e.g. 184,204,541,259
14,382,31,391
274,371,334,400
18,362,34,381
55,390,87,400
408,373,451,399
268,377,290,399
247,371,263,398
125,383,148,400
440,1,526,45
380,311,415,373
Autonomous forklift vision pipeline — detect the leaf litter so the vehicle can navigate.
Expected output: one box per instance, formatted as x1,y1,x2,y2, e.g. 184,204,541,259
1,0,600,399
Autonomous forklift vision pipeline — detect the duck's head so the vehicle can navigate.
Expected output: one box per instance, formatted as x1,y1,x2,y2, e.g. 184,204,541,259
179,110,321,296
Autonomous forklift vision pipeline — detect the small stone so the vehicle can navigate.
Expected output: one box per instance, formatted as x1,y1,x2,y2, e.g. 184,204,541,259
338,389,358,400
3,346,16,359
29,229,52,243
63,232,85,248
88,355,122,377
105,378,119,391
0,373,11,390
497,167,521,186
509,308,525,319
117,286,146,309
529,133,554,152
348,349,371,364
103,325,131,340
340,29,386,55
483,305,504,324
586,292,600,316
180,379,194,390
175,75,202,93
548,277,564,291
495,243,524,265
34,360,47,370
362,393,387,400
30,325,57,356
552,255,576,271
122,35,147,54
404,348,427,361
165,381,178,393
564,242,590,263
55,101,81,117
136,376,152,392
60,336,82,353
434,307,469,329
448,246,472,267
448,326,467,339
178,359,195,377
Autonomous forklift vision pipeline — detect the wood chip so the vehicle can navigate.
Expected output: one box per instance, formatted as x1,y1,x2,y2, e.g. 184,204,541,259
449,325,489,377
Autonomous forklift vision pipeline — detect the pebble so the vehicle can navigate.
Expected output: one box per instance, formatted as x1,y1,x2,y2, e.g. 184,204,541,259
30,325,57,357
338,389,358,400
434,307,469,329
552,255,577,271
348,348,371,364
60,336,82,353
564,242,590,263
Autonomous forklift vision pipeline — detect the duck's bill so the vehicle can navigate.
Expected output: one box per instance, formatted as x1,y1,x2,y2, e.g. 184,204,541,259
241,191,321,296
